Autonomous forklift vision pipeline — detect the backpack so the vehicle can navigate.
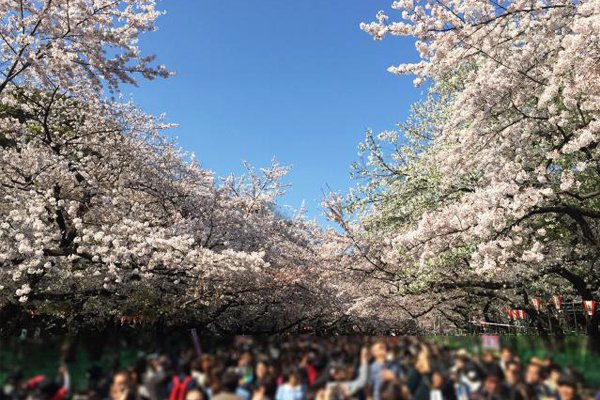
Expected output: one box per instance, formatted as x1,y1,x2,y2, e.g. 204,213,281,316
168,376,193,400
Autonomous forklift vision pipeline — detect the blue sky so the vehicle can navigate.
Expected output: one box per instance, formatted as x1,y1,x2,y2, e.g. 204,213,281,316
129,0,420,222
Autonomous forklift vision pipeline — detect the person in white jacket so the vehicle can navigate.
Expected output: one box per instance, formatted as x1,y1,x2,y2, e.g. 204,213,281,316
324,347,369,399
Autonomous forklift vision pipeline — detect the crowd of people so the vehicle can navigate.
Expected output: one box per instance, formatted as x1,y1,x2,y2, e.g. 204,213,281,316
1,337,598,400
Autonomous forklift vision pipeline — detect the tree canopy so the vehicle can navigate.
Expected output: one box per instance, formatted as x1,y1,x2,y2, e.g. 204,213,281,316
1,0,599,337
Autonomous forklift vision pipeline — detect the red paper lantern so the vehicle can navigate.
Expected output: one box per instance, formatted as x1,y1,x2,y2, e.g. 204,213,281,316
583,300,597,317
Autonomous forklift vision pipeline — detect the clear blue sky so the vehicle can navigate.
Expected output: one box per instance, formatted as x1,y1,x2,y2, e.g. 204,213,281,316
129,0,420,221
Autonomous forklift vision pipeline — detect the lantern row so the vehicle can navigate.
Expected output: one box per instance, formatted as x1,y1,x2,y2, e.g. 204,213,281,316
506,297,597,320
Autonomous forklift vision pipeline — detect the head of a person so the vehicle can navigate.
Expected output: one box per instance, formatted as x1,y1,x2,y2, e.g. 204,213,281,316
454,349,469,369
110,371,130,399
255,361,268,380
501,347,513,363
557,376,578,400
483,374,501,394
252,386,267,400
3,370,24,397
329,361,349,382
208,372,221,395
285,367,301,387
379,380,409,400
190,359,201,373
482,351,494,364
31,378,60,400
127,366,140,386
547,364,562,383
220,371,239,394
449,370,460,385
323,384,347,400
431,372,445,390
200,355,214,373
176,361,191,377
238,352,253,368
525,363,542,385
505,361,522,385
516,382,538,400
371,342,388,362
146,354,163,371
72,390,99,400
184,389,205,400
454,357,467,371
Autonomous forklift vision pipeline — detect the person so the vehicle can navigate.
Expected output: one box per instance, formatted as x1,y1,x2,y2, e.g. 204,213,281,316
168,365,195,400
480,353,502,381
299,354,318,389
500,362,524,400
318,385,346,400
205,370,225,400
498,348,513,375
27,366,70,400
556,376,581,400
450,351,482,395
212,371,244,400
251,362,276,400
325,347,369,398
545,364,562,395
471,373,509,400
109,371,133,400
513,382,537,400
449,370,470,400
236,353,254,389
250,385,269,400
503,362,521,388
275,367,305,400
253,362,270,389
140,356,167,400
429,371,457,400
523,363,553,399
191,354,214,388
55,365,71,400
369,341,402,400
406,346,433,400
72,390,100,400
184,389,206,400
2,370,25,400
460,364,483,395
379,379,410,400
86,366,111,399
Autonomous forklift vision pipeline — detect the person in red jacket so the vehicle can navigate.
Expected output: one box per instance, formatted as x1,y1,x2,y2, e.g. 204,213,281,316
27,365,70,400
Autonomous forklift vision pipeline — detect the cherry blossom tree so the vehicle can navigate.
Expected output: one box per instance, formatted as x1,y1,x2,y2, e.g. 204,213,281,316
0,0,169,95
0,1,340,334
334,0,600,337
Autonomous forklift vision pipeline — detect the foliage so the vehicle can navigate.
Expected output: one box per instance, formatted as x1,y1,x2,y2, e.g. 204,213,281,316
326,0,600,336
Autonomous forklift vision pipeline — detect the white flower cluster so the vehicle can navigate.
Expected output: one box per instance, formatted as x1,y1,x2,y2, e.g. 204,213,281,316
0,1,337,329
331,0,600,327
